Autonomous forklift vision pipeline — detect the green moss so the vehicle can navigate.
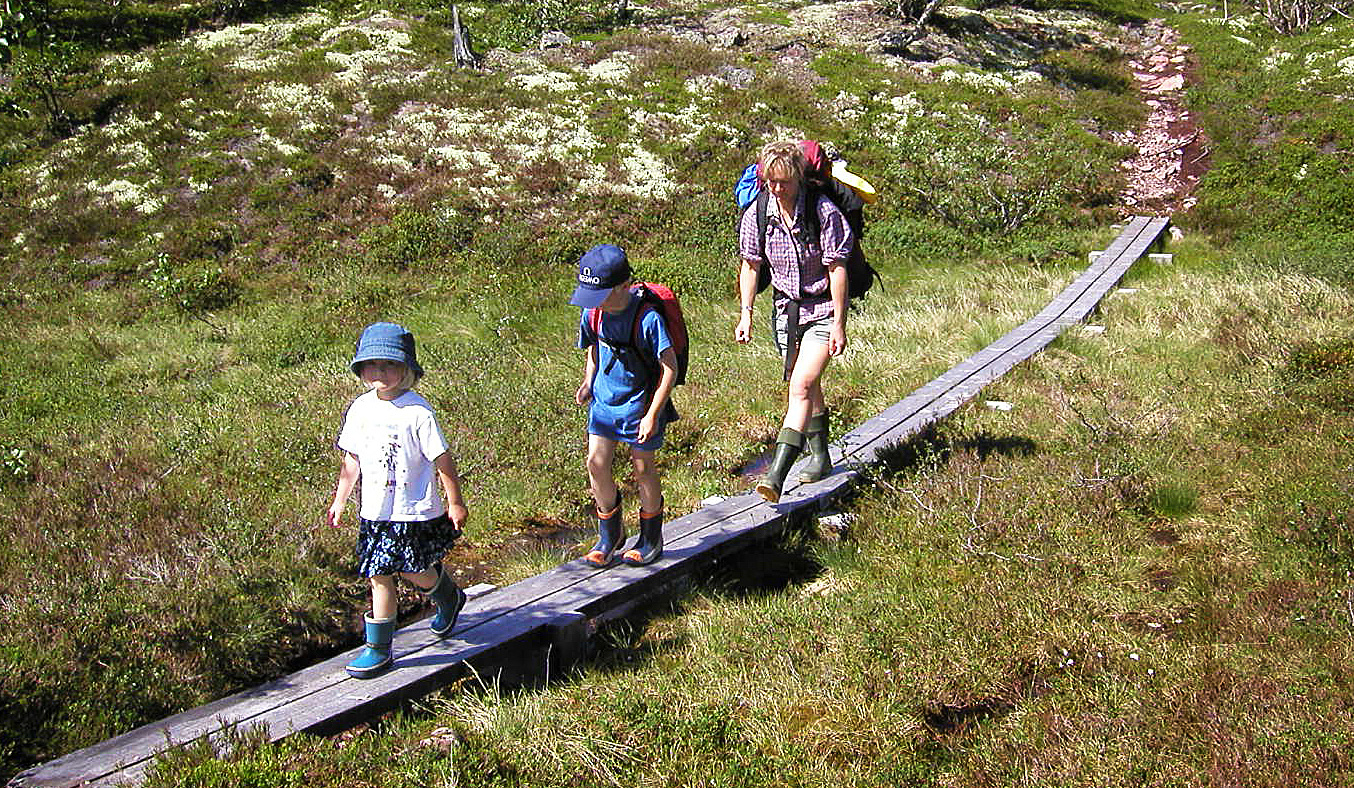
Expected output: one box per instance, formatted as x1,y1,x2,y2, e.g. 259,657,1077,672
1038,48,1132,92
812,48,909,97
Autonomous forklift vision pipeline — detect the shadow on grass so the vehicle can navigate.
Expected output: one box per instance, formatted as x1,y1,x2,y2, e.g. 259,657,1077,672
871,425,1039,479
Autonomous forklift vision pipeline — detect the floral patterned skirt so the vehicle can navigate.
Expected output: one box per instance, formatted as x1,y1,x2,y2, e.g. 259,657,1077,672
355,514,461,577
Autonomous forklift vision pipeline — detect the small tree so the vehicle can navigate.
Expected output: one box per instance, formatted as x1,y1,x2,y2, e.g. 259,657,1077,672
882,0,948,51
1,0,99,136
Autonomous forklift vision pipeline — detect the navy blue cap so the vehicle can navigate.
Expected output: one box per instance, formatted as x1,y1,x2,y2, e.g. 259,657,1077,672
350,322,423,379
569,244,631,308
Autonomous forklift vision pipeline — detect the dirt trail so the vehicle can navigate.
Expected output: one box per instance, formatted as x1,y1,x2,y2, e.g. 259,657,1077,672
1116,20,1207,216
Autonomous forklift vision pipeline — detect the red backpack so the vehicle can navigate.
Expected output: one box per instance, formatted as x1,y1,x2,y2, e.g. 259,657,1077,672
587,282,689,386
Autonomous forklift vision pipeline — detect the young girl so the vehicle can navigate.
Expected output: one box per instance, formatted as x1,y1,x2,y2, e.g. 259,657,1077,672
326,322,469,679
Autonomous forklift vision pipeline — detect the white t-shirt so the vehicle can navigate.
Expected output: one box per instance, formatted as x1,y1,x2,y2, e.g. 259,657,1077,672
336,389,450,522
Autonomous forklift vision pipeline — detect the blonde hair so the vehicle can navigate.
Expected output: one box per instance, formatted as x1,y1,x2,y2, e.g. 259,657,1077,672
758,140,805,185
396,364,419,392
359,360,419,394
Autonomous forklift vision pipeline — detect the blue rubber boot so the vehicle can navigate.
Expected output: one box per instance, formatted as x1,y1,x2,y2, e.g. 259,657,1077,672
583,492,625,568
345,613,395,679
622,502,663,566
424,565,467,638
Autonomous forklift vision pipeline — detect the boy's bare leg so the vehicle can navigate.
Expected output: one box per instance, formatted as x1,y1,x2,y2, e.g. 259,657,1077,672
631,448,661,513
586,434,620,510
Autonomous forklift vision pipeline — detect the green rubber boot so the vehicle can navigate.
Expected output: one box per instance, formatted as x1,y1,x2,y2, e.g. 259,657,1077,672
346,613,395,679
798,411,832,483
756,428,803,503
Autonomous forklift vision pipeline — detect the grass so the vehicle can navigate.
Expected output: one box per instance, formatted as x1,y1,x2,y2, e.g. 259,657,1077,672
138,246,1354,784
3,0,1354,784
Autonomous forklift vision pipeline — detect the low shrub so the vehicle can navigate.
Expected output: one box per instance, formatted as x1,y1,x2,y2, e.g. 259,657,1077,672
881,115,1114,235
140,254,241,314
358,205,475,270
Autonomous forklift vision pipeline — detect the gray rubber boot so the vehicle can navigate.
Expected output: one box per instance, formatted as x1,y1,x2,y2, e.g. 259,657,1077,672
798,411,832,483
756,428,803,503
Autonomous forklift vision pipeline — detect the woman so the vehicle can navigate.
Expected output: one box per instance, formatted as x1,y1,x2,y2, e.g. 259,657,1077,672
735,140,855,503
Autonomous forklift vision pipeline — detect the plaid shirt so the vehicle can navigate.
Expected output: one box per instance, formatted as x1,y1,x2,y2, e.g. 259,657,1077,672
739,191,853,323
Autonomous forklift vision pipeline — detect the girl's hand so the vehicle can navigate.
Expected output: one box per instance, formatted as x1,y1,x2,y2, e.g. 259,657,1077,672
325,503,344,529
735,312,753,344
447,502,469,530
575,380,592,406
828,323,847,357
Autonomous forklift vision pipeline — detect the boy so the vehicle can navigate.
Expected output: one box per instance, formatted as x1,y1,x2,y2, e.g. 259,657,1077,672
570,244,678,567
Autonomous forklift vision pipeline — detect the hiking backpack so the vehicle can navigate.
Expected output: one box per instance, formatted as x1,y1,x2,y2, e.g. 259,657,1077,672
587,282,689,387
736,140,880,301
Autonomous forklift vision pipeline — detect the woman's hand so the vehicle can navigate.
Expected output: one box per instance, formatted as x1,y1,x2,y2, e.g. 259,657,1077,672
575,380,593,405
735,312,753,344
828,322,847,357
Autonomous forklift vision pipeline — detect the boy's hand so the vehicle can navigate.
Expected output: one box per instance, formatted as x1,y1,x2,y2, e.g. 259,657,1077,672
637,413,657,445
448,502,469,530
575,380,593,405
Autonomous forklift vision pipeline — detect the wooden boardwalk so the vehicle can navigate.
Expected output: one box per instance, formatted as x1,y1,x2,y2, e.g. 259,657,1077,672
9,216,1170,788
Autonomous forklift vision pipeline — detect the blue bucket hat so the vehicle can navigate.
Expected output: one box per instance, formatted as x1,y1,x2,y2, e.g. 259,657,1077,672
350,322,423,379
569,244,632,309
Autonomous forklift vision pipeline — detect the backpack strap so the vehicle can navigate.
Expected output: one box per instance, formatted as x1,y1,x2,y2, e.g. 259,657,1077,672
591,292,662,387
755,190,769,271
753,190,792,299
802,184,823,252
587,305,603,342
627,298,662,385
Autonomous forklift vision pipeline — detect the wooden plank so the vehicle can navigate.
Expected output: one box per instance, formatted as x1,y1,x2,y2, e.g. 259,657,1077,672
21,490,789,787
27,499,779,787
9,217,1170,788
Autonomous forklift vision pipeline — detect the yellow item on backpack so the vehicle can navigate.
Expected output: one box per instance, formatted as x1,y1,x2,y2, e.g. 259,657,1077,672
831,159,878,204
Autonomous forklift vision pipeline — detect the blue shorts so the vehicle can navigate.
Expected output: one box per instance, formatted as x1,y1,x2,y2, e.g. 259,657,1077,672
588,401,673,451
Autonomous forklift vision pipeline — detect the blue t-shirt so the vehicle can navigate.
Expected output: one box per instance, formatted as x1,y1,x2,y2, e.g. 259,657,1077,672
578,293,679,449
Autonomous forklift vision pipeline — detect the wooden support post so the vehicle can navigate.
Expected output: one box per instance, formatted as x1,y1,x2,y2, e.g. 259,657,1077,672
546,612,588,680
